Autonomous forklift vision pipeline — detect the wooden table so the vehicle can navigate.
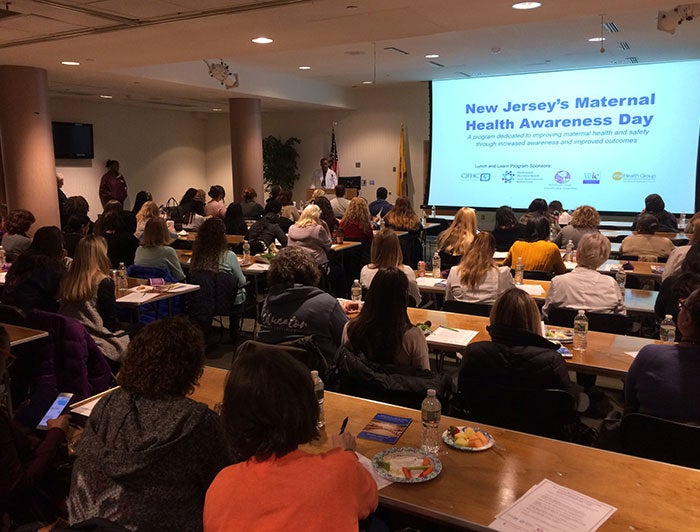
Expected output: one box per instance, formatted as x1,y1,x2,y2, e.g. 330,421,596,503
600,229,687,244
191,366,700,531
176,232,244,245
331,241,362,252
406,307,653,379
2,323,49,346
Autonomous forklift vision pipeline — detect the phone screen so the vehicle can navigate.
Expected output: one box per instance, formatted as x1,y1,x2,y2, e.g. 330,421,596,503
557,346,573,358
36,394,73,429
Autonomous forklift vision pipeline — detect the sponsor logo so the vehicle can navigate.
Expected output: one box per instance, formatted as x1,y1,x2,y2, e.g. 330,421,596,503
612,171,623,181
480,173,491,182
502,171,514,183
583,172,600,184
553,170,571,184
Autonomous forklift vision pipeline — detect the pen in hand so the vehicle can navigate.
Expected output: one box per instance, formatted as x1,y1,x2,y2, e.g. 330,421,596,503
339,416,349,434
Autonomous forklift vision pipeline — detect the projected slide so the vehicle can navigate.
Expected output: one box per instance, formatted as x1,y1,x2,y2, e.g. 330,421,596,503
429,61,700,213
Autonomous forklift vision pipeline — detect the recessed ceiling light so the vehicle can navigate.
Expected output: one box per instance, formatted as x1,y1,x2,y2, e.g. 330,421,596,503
252,37,273,44
212,108,222,111
425,54,439,59
346,4,358,8
99,95,113,99
512,2,542,9
588,37,606,42
362,80,373,84
61,61,80,66
298,66,311,70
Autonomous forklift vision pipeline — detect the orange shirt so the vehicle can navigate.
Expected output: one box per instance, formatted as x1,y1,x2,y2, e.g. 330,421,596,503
503,240,567,275
203,448,378,532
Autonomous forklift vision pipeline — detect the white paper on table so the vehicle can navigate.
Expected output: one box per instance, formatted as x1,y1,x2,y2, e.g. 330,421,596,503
70,387,119,417
245,263,270,272
564,261,577,270
489,478,616,532
516,284,545,296
355,452,393,490
416,277,442,287
493,251,508,260
177,230,188,236
166,283,198,293
625,351,639,359
426,326,478,348
598,263,615,272
117,292,160,303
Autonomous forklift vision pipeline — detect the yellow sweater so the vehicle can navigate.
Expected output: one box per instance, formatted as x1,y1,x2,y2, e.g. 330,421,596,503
503,240,567,275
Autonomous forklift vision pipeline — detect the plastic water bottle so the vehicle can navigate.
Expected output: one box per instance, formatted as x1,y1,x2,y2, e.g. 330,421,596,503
431,205,436,217
680,212,687,230
565,240,574,261
514,256,524,285
311,370,325,429
0,246,5,270
573,310,588,351
615,269,627,299
379,216,386,230
421,389,441,454
117,262,128,294
351,279,362,302
432,250,441,278
242,240,251,264
660,315,676,343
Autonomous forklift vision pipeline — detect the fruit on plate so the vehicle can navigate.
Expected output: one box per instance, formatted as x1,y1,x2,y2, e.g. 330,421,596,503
448,425,489,448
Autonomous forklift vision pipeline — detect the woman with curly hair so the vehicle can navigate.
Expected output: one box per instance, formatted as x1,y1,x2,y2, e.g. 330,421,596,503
339,196,373,243
68,316,231,531
384,196,423,268
287,204,332,266
446,231,514,304
240,186,264,219
1,209,35,262
436,206,477,267
59,235,129,362
553,205,600,248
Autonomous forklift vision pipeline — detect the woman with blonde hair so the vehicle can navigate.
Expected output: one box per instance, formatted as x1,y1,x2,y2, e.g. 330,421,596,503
553,205,600,248
134,218,186,281
59,234,129,362
384,196,422,268
134,200,160,241
287,204,332,266
360,229,421,306
436,207,477,267
340,196,374,243
445,231,514,304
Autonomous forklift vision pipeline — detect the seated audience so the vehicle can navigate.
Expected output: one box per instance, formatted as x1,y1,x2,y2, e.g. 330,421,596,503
445,232,514,304
279,189,301,222
384,196,422,268
553,205,600,248
93,200,128,237
205,185,227,219
134,200,161,241
664,212,700,280
265,185,282,209
344,267,429,370
503,215,567,275
191,219,247,341
287,204,332,267
492,205,519,252
631,193,678,233
620,213,675,259
312,195,339,236
62,196,91,229
175,187,198,221
459,288,575,398
96,211,139,268
63,213,91,258
517,198,551,237
240,186,264,219
436,206,477,267
182,199,207,232
368,187,393,218
542,232,626,318
58,235,129,363
247,200,288,252
330,185,350,218
549,200,571,225
69,317,230,531
223,202,248,236
361,229,420,305
131,190,152,215
625,287,700,421
2,226,67,313
204,344,377,531
257,246,348,361
0,326,70,526
134,218,186,281
2,209,35,262
340,197,374,243
655,242,700,325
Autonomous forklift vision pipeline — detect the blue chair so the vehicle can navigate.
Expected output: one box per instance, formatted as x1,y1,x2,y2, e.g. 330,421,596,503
125,265,185,323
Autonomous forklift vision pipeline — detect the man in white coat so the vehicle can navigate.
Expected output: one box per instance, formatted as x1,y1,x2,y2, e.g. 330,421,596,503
311,158,338,189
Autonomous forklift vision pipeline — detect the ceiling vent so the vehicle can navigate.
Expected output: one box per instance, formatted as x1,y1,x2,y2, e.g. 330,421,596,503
603,21,620,32
618,41,631,50
458,72,471,77
428,60,444,67
384,46,409,55
627,57,639,64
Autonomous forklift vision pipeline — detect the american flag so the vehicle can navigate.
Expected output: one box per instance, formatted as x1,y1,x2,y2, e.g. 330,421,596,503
329,128,338,174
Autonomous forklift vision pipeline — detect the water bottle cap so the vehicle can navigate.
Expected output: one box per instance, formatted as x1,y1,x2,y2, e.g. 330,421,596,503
577,309,585,315
665,314,673,320
427,389,436,396
310,370,318,378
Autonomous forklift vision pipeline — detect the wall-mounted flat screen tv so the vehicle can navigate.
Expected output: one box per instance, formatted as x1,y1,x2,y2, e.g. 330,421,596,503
52,121,94,159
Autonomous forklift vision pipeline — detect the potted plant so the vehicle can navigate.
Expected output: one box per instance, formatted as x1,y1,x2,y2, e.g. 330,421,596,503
262,135,301,191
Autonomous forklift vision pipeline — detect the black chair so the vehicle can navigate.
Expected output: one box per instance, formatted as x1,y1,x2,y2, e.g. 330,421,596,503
621,413,700,469
523,270,553,281
188,270,242,343
442,300,492,317
546,307,629,335
0,304,28,326
620,254,668,264
460,387,581,442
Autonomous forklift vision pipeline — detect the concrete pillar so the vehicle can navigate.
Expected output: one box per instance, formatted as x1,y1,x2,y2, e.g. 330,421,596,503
228,98,264,203
0,66,59,231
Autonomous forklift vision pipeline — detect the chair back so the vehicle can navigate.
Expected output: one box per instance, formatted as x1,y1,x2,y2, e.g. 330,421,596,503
442,300,492,317
187,270,239,325
546,307,629,334
621,413,700,469
463,387,578,441
0,304,28,326
126,265,184,323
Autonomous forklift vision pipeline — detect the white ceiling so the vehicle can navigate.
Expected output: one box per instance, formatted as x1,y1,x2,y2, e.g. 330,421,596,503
0,0,698,111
